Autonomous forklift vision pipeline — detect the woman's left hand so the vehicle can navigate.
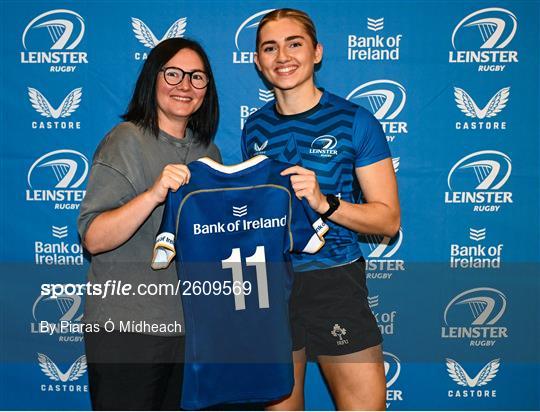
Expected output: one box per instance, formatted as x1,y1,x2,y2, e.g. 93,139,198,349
280,166,328,213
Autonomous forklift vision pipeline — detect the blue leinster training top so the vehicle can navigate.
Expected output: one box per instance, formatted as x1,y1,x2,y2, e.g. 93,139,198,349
151,156,328,410
241,90,391,271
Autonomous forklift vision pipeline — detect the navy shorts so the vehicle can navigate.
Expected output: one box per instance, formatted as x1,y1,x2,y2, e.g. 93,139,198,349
290,259,382,359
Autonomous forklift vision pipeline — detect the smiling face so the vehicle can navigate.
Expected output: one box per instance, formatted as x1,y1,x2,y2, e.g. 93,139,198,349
255,17,322,93
156,48,207,134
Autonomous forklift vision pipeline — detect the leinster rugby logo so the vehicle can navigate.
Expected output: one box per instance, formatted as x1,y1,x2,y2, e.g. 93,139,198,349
384,351,403,407
441,287,508,347
445,150,512,212
21,9,88,72
447,150,511,191
346,80,408,142
233,9,274,63
449,8,518,71
26,149,88,210
22,9,85,50
309,135,338,157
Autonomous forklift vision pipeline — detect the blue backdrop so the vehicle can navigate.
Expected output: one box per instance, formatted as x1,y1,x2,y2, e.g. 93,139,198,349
1,1,539,410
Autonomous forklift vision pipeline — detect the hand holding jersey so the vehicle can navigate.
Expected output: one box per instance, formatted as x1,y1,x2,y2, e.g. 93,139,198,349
280,165,329,214
147,163,191,204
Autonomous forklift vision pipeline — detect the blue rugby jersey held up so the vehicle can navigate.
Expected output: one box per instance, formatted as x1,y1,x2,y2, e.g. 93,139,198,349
241,90,391,271
151,156,328,410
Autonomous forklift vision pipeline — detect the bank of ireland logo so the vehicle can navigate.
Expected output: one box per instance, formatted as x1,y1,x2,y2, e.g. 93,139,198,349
232,205,248,218
442,287,508,346
348,17,402,61
367,17,384,32
384,352,403,407
449,8,518,71
259,89,274,102
309,135,338,158
34,224,84,266
23,10,85,50
346,80,407,142
469,228,486,241
233,9,274,63
445,151,512,212
52,225,68,239
370,296,397,335
38,353,86,383
21,10,88,71
26,150,88,209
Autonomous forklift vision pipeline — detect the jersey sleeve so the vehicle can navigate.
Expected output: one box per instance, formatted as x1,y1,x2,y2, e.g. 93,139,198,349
240,124,250,161
151,190,180,270
353,107,391,168
289,196,329,254
77,162,136,242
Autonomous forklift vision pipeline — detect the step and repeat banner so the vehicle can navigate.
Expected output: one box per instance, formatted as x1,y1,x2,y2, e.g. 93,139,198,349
1,1,539,410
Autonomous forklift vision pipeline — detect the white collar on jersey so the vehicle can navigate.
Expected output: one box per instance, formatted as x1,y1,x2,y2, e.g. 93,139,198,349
196,155,268,174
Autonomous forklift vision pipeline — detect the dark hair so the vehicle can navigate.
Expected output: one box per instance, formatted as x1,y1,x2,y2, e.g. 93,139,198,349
256,8,318,50
122,38,219,146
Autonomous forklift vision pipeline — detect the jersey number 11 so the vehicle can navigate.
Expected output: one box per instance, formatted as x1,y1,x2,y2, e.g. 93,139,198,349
221,246,269,311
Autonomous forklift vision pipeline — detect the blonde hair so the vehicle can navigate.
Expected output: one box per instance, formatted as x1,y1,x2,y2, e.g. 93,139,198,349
256,8,318,50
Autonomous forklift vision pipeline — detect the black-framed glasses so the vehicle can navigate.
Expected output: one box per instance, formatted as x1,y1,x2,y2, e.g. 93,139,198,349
160,66,210,89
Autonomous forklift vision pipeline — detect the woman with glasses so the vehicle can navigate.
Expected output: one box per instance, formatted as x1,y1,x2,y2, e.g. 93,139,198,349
78,38,220,410
241,9,400,410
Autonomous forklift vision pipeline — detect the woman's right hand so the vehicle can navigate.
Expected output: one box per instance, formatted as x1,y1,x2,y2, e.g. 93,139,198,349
148,164,191,204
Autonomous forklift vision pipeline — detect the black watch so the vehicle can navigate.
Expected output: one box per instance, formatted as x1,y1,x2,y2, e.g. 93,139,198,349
320,194,340,221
